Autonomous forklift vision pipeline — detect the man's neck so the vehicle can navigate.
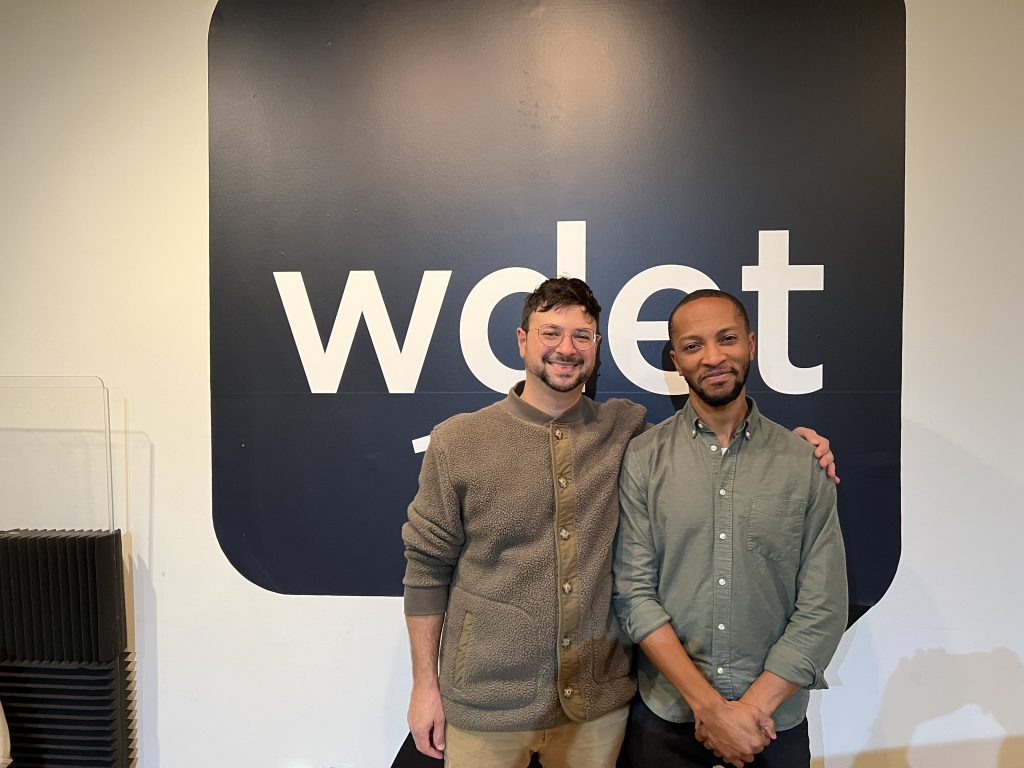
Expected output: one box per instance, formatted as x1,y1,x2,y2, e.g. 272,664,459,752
519,379,584,419
690,392,750,448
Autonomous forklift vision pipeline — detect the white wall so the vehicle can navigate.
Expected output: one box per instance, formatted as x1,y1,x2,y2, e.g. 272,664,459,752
1,1,1022,766
813,1,1024,764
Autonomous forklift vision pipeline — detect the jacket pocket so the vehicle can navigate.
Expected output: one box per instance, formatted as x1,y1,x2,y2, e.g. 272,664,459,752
443,586,539,710
453,611,475,689
746,496,805,561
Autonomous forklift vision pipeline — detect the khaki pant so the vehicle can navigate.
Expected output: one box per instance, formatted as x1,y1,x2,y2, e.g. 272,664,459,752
444,705,629,768
0,699,10,768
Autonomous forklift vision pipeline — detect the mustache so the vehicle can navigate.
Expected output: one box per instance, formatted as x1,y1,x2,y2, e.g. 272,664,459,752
701,366,737,381
543,351,584,365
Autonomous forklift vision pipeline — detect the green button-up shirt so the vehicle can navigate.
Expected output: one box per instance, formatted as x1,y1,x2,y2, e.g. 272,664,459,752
612,399,847,730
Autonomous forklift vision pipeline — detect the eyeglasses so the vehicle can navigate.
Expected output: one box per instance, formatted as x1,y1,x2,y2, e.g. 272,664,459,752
532,324,601,351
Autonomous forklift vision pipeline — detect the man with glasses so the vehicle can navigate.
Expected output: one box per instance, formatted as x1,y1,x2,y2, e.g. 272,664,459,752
401,278,835,768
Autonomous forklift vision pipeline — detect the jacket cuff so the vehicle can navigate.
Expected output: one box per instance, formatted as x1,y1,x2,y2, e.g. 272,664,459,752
403,585,449,616
763,643,828,690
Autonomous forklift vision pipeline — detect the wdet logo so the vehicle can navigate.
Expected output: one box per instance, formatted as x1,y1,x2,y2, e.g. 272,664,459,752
275,224,825,441
209,0,905,614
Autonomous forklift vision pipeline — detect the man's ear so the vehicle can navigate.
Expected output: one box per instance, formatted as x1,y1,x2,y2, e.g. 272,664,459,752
669,348,684,377
516,327,528,359
748,330,756,360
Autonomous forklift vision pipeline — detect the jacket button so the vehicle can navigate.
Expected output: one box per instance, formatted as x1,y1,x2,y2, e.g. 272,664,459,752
559,527,571,540
563,686,574,699
562,581,573,595
558,476,568,488
554,428,564,440
561,635,571,648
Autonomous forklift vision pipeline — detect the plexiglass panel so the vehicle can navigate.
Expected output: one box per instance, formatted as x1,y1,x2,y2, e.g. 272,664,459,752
0,377,120,532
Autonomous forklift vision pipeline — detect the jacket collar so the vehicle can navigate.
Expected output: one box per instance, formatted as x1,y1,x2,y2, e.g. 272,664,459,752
505,381,597,426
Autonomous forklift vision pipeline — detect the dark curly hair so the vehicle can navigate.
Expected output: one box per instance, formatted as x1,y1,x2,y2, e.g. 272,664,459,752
520,277,601,330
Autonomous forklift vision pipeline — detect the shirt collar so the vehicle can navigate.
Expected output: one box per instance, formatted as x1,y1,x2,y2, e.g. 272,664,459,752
682,396,761,441
505,381,597,426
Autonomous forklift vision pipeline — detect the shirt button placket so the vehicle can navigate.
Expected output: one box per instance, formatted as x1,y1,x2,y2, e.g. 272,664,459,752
711,445,736,699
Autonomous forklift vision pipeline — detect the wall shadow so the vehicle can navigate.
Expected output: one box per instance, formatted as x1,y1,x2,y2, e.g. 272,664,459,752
816,735,1024,768
828,646,1024,768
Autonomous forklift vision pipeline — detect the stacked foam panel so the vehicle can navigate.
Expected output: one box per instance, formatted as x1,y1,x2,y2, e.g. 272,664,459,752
0,530,135,767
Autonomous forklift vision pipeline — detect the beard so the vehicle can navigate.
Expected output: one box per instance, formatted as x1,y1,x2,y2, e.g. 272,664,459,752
529,350,591,393
686,361,749,407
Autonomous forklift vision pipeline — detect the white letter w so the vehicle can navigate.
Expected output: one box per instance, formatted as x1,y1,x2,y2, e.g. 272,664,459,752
274,270,451,394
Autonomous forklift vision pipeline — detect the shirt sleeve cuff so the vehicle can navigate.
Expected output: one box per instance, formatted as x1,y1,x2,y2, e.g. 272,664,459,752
618,598,673,644
403,585,449,616
764,643,828,690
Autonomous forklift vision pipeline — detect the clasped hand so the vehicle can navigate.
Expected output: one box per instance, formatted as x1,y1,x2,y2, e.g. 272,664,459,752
694,700,776,767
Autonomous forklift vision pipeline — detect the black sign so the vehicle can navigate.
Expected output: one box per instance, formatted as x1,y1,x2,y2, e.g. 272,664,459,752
209,0,904,613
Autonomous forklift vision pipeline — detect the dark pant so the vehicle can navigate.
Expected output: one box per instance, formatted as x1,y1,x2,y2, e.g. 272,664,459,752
620,697,810,768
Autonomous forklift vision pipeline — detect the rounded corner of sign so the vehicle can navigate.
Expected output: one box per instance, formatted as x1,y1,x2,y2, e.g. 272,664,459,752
211,513,296,596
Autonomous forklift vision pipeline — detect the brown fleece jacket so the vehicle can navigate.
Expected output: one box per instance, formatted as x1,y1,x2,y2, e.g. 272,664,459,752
403,384,646,731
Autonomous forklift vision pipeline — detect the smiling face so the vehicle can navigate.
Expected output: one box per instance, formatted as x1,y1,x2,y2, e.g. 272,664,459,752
669,296,755,408
517,304,599,397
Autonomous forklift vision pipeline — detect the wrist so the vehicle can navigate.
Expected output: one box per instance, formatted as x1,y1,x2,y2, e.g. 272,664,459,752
740,691,772,715
690,690,728,721
741,670,797,716
412,674,440,690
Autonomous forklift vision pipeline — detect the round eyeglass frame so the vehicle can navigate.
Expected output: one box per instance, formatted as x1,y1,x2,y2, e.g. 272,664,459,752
532,324,601,351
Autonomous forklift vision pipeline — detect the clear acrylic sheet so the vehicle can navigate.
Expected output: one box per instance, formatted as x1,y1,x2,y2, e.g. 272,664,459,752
0,376,128,533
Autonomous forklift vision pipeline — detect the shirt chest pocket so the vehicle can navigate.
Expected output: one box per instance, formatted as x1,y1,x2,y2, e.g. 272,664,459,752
746,496,805,561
